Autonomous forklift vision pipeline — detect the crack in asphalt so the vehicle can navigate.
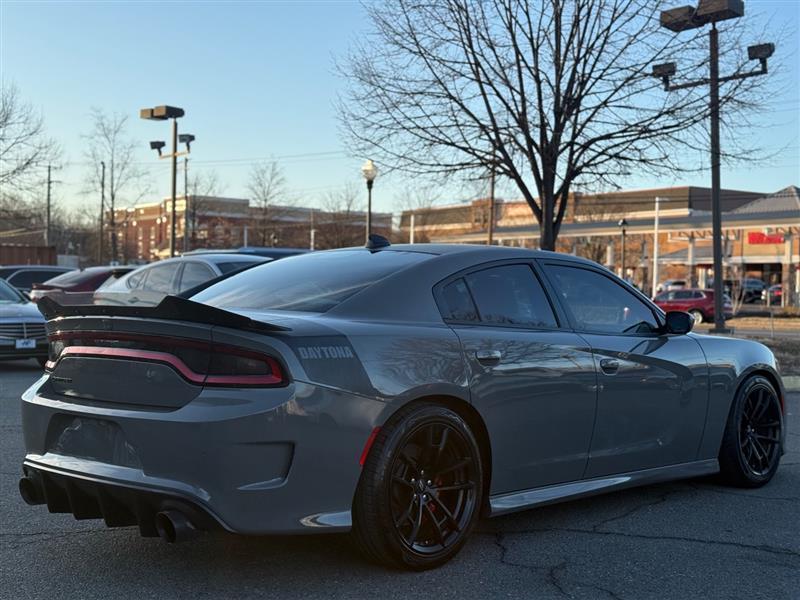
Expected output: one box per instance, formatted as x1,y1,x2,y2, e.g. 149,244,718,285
484,526,799,558
687,483,800,502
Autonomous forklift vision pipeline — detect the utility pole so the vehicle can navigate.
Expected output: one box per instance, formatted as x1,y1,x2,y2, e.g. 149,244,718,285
170,118,178,257
651,197,661,297
309,208,316,250
487,161,496,245
45,165,52,247
183,156,189,253
109,161,117,263
99,161,105,264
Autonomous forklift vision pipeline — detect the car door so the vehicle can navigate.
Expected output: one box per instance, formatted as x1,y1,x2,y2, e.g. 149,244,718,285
436,261,597,494
540,260,708,477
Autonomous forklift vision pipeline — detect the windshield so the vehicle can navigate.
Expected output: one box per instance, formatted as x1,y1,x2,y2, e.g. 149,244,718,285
0,279,24,303
192,250,431,313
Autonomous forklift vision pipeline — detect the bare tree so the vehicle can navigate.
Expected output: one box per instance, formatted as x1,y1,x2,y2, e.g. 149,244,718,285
396,184,443,242
247,161,289,246
0,83,57,191
316,184,364,249
83,109,147,262
340,0,776,250
185,169,223,247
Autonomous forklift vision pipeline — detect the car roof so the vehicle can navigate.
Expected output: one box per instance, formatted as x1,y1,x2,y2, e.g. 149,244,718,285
0,265,75,270
330,243,597,265
153,254,269,265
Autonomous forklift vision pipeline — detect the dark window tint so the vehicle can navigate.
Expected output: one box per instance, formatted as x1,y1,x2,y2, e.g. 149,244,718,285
43,270,98,286
692,291,705,299
464,264,557,328
673,290,693,300
545,265,658,334
440,278,478,322
193,250,431,313
0,268,15,279
218,261,262,274
142,263,180,293
179,262,215,292
8,270,67,289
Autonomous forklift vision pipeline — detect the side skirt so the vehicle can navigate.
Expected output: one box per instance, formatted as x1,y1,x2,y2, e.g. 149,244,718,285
489,459,719,517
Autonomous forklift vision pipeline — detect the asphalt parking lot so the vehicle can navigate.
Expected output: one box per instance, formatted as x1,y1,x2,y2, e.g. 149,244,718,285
1,359,798,600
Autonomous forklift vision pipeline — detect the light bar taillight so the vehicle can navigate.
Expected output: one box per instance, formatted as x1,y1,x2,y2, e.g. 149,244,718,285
46,332,286,388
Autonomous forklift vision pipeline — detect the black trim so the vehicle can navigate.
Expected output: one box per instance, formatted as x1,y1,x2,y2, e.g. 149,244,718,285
37,295,290,333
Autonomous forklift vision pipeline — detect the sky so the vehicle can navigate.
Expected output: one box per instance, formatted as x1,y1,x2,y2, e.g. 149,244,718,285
1,0,798,216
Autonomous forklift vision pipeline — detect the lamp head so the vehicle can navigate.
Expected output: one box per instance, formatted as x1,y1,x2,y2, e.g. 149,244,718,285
149,140,166,156
361,159,378,183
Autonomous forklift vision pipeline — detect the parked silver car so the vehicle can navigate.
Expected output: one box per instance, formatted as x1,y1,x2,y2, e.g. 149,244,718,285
93,254,270,307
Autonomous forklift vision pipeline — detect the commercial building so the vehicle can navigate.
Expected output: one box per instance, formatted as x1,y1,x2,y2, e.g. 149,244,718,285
400,185,799,305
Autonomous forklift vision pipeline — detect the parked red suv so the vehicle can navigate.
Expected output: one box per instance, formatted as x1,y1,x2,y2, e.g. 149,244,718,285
653,288,733,324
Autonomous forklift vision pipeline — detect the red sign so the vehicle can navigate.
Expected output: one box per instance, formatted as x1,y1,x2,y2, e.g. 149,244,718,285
748,232,784,244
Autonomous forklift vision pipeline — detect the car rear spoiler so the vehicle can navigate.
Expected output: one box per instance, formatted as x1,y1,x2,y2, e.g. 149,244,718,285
37,295,290,333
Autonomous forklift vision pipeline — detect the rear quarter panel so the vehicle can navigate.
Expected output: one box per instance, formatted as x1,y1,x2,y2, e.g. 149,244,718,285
691,333,785,459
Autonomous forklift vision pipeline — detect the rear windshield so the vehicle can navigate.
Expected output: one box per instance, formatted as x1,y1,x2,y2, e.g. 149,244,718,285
192,250,431,313
217,261,264,274
42,269,98,286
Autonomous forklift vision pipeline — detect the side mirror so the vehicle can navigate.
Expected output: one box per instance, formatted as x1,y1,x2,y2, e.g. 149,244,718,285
664,311,694,334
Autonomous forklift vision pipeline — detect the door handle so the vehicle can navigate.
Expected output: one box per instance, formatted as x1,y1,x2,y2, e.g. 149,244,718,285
476,350,502,364
599,358,619,375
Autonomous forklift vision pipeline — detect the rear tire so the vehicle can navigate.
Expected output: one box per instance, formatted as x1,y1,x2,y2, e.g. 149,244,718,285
718,375,783,488
689,309,704,324
352,403,483,570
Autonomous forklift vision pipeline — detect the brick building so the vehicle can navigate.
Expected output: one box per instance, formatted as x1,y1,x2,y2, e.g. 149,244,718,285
111,195,392,262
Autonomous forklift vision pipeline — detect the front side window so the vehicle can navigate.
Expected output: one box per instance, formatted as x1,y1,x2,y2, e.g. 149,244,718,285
545,264,659,334
461,264,557,328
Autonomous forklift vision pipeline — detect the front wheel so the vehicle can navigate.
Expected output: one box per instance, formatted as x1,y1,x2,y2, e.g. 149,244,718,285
718,375,783,488
352,403,483,570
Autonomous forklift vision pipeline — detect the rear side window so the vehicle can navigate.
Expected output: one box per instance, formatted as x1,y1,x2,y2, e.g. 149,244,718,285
126,269,147,289
673,290,693,300
142,263,180,293
440,279,479,322
462,264,557,328
217,261,262,274
179,262,216,291
193,250,431,313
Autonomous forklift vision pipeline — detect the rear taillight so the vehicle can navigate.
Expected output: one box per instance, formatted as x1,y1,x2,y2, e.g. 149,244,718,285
46,332,286,387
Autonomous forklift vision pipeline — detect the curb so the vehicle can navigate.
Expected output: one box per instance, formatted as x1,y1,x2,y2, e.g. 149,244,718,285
784,376,800,392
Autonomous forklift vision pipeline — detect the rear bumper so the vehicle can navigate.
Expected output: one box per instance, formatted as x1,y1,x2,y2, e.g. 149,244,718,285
20,376,385,534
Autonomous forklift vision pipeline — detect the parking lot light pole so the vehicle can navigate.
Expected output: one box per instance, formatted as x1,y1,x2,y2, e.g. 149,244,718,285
361,159,378,243
655,0,774,333
618,218,628,280
140,105,187,257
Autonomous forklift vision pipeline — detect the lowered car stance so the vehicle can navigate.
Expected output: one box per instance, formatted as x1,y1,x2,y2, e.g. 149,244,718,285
19,241,786,570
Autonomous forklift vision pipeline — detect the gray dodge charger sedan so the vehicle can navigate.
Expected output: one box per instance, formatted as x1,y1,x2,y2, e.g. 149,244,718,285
19,241,786,570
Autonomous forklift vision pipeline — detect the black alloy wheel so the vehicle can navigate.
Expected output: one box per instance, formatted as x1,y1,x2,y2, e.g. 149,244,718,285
738,384,782,477
719,375,783,488
389,421,478,554
353,403,483,570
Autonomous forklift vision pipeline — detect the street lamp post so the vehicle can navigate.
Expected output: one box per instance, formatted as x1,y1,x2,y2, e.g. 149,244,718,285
655,0,774,333
140,105,188,257
178,134,195,253
361,159,378,243
618,218,628,280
